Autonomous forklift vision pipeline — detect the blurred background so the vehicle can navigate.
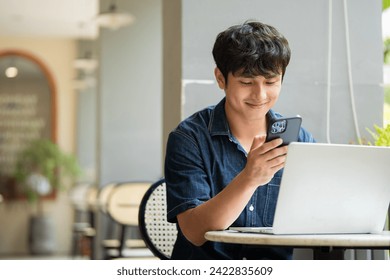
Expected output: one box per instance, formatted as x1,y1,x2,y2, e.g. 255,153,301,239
0,0,389,260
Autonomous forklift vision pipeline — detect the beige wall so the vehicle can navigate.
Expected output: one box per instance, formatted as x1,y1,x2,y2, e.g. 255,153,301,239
0,37,77,255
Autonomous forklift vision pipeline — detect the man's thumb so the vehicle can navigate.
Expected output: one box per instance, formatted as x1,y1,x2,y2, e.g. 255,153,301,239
250,135,266,151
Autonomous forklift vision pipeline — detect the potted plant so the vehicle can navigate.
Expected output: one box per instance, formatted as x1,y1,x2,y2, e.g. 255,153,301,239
13,138,81,254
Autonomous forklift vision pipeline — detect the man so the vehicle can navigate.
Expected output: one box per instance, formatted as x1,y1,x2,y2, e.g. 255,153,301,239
165,21,315,259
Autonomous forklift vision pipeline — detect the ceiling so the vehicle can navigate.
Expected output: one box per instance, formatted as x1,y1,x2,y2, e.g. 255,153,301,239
0,0,99,39
0,1,388,39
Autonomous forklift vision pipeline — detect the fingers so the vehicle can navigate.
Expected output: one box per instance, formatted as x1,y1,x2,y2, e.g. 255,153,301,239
267,144,288,161
245,136,289,186
262,138,284,153
268,153,287,169
250,137,283,154
250,137,287,161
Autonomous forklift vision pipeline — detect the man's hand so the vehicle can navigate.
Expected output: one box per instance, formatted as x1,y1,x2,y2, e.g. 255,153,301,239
243,135,288,187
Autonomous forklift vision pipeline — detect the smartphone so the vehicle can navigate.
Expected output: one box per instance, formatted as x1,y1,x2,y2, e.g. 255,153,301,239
265,116,302,146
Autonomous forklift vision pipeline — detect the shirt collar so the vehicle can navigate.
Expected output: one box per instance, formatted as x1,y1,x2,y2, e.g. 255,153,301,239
209,98,230,136
208,97,278,136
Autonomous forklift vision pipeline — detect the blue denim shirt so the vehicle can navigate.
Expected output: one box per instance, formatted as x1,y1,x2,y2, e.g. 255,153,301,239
165,98,315,259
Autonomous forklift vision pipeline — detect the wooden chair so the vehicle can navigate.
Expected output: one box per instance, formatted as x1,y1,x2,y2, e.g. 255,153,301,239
138,178,178,259
105,181,155,259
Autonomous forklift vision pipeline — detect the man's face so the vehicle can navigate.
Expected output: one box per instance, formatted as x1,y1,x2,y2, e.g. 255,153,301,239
215,68,282,122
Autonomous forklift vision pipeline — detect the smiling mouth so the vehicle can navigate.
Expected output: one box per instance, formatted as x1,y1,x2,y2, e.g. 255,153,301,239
246,101,268,109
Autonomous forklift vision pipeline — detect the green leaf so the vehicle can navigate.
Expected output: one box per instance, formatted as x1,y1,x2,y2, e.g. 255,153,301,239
384,0,390,11
366,124,390,146
13,139,82,202
384,38,390,64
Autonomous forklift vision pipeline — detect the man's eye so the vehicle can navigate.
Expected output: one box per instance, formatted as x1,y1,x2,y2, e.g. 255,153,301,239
240,81,252,85
266,80,279,85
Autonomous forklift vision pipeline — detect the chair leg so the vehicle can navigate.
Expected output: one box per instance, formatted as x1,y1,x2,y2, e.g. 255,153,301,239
118,225,126,258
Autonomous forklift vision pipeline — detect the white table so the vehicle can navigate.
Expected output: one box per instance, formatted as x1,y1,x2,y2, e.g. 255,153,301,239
205,230,390,259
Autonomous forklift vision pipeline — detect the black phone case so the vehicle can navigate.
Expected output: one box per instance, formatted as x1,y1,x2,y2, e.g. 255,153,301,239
265,116,302,146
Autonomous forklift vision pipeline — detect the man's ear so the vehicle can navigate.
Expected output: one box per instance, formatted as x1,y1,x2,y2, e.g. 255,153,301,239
214,68,226,89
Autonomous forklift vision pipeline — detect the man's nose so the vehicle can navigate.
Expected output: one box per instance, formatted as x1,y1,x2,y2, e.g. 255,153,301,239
253,83,267,99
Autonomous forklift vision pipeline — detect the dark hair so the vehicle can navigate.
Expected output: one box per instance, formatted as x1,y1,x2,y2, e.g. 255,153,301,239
212,21,291,83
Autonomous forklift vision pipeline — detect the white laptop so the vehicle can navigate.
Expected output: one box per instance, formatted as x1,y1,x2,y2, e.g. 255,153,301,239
231,142,390,235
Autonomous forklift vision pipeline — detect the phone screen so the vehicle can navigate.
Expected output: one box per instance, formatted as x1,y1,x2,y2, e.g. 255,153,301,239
265,116,302,146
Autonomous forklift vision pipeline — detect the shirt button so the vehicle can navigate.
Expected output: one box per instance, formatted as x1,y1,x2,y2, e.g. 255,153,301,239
249,204,254,211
